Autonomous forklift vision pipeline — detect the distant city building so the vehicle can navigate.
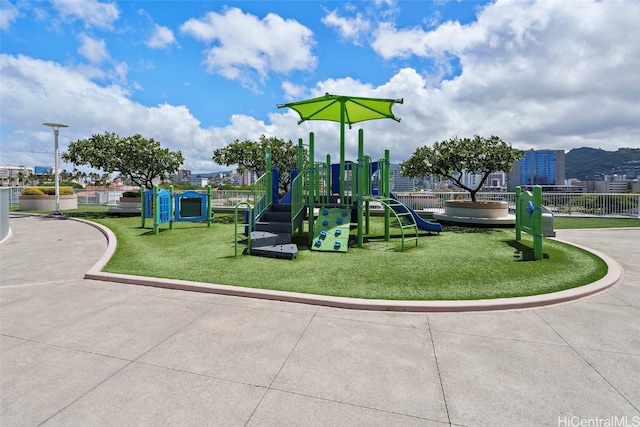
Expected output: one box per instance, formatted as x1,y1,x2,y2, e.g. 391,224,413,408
604,174,627,182
508,149,565,191
239,170,257,186
0,165,35,185
34,166,53,175
593,180,631,193
190,176,209,187
390,164,416,192
173,169,191,183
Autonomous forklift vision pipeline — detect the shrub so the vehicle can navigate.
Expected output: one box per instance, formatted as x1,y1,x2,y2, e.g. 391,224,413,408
22,187,74,196
22,188,45,196
122,191,141,198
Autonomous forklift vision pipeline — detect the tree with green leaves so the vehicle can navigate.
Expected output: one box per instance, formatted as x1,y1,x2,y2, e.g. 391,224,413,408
212,135,306,194
401,135,524,202
62,132,184,189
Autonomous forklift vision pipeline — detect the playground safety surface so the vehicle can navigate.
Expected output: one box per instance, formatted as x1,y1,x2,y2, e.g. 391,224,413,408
2,214,639,425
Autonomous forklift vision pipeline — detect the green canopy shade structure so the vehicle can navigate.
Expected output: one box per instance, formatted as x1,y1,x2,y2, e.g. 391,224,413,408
277,93,403,201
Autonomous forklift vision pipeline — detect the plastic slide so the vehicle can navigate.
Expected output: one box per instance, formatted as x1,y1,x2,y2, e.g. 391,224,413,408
389,192,443,233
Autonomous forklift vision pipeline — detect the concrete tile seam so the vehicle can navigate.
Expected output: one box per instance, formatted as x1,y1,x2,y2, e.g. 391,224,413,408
532,310,640,412
312,312,431,330
128,360,273,390
425,328,572,348
426,318,452,426
127,303,221,364
218,299,320,316
258,387,450,425
36,362,134,426
245,312,318,424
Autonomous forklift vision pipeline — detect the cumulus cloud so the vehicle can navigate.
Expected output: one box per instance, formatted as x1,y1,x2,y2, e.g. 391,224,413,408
0,54,261,171
51,0,119,29
0,1,20,31
77,32,109,64
146,24,176,49
321,10,370,45
180,7,317,89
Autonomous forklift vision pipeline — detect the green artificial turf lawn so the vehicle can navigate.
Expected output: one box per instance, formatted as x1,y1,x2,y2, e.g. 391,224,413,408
80,212,609,301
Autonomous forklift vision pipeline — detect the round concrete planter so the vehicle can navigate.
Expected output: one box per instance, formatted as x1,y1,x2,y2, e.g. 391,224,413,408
443,200,509,218
19,195,78,211
118,197,142,209
434,200,514,226
109,197,142,215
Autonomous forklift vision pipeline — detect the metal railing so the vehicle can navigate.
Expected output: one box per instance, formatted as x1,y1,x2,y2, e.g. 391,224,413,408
4,186,639,218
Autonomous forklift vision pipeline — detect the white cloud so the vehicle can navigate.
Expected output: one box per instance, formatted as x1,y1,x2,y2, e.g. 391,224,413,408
51,0,119,29
146,24,176,49
0,54,259,172
0,1,20,31
281,81,306,100
180,7,316,88
77,33,109,64
321,10,370,45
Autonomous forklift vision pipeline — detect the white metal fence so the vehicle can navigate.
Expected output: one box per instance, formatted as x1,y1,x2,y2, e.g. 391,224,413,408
4,187,639,218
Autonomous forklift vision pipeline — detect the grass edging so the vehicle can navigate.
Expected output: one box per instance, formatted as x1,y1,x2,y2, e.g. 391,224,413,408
76,215,623,312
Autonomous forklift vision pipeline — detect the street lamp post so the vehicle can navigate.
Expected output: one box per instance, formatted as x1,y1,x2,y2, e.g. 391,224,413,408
42,122,69,215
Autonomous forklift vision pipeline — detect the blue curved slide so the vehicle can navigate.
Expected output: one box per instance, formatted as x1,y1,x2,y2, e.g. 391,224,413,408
389,192,443,233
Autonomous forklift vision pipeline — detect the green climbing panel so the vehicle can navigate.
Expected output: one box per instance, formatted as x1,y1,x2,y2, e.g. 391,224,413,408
311,207,351,252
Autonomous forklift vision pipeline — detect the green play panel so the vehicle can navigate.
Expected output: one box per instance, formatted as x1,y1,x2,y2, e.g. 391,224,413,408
311,207,351,252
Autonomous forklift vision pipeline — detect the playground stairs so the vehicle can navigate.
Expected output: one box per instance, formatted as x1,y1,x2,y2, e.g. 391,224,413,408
250,204,305,260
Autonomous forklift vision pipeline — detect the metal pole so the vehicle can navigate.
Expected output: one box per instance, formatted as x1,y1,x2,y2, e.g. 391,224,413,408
43,122,68,215
53,128,60,215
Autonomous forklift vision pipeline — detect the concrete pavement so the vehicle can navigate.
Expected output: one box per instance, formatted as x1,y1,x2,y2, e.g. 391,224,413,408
1,214,639,426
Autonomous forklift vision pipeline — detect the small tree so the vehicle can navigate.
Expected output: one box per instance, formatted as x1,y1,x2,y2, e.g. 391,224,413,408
212,135,306,194
401,135,524,202
63,132,184,189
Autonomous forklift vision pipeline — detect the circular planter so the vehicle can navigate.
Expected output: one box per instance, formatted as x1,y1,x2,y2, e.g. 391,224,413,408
443,200,509,218
109,197,142,215
117,197,142,209
19,195,78,211
433,200,514,226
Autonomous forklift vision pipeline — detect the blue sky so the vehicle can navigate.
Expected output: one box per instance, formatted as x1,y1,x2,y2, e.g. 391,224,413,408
1,0,639,174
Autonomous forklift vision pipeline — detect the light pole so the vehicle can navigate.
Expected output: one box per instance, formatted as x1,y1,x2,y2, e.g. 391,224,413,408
42,122,69,215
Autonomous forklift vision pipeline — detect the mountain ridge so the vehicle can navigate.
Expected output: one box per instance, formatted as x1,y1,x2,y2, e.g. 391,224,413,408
565,147,640,181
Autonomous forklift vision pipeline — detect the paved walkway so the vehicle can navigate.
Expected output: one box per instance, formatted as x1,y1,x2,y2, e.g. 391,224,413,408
1,215,639,426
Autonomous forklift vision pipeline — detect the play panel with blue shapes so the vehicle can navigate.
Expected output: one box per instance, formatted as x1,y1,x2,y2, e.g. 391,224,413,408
311,207,351,252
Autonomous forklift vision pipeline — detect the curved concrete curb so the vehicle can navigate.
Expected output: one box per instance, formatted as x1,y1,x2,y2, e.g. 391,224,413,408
0,227,14,250
75,217,625,312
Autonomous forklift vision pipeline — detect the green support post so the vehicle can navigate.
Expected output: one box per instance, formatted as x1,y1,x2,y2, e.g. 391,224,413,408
365,154,371,235
308,132,315,245
515,186,522,241
266,145,272,195
297,138,304,171
169,185,174,230
339,99,345,203
357,129,365,248
384,149,391,242
533,185,543,260
140,185,146,228
153,184,159,235
207,185,212,227
326,154,331,203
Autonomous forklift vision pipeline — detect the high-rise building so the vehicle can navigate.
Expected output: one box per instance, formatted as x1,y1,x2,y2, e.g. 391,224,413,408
507,150,565,191
390,164,416,192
